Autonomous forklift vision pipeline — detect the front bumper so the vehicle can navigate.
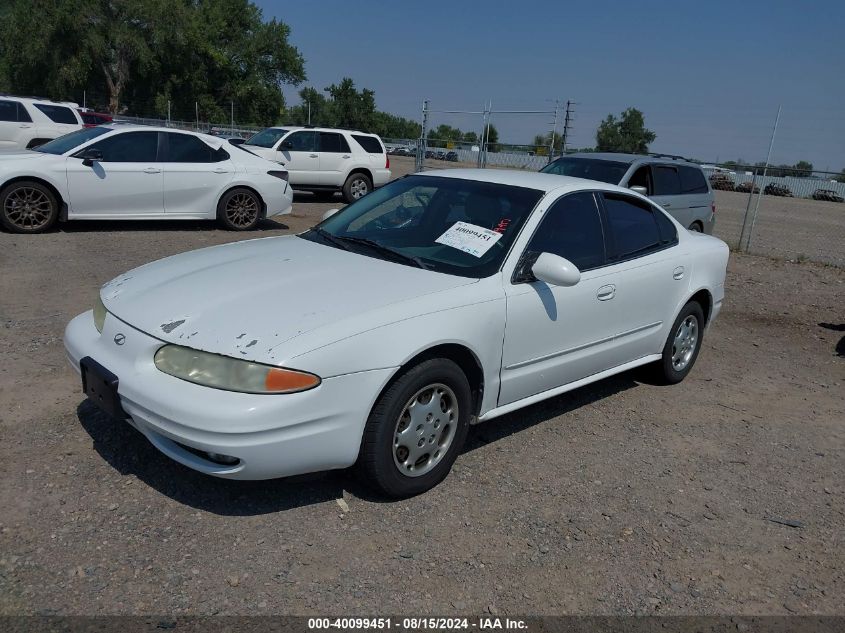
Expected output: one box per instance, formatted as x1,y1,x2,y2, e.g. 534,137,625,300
64,311,395,480
267,182,294,217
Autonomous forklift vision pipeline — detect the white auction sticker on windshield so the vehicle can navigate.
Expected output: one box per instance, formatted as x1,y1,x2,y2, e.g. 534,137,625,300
435,222,503,258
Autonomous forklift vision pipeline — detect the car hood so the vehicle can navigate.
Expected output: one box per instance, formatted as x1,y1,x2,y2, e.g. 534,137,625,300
101,235,478,364
0,150,50,162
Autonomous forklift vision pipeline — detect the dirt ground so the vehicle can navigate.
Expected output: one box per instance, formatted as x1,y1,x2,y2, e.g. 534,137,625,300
1,163,843,616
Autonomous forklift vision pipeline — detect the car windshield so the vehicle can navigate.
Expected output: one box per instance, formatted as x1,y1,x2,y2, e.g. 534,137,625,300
301,175,544,278
540,157,630,185
245,128,289,148
34,127,111,155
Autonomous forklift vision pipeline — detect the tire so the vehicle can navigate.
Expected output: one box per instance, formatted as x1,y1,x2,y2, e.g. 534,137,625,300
654,301,705,384
217,187,262,231
688,222,703,233
342,172,372,203
357,358,472,498
0,180,59,233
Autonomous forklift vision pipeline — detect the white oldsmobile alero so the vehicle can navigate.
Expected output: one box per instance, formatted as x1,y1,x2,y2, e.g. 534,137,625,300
64,169,729,497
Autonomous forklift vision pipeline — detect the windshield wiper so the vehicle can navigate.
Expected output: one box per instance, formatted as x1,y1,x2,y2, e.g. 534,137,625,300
336,236,429,269
310,227,351,251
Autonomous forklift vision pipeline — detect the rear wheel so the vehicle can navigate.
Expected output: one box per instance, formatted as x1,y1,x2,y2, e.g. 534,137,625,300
654,301,705,384
0,180,59,233
357,358,472,498
688,221,703,233
342,172,372,203
217,187,262,231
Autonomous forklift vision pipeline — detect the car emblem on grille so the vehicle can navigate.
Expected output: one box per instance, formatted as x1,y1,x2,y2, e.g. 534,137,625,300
113,333,126,346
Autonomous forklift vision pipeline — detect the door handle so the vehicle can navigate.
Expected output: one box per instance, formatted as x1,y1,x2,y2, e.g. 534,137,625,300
142,167,161,174
673,266,685,280
212,168,230,174
309,154,318,158
662,202,672,208
596,284,616,301
342,154,351,159
19,124,32,128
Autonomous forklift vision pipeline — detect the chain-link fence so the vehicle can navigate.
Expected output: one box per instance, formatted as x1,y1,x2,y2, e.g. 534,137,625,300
701,165,844,267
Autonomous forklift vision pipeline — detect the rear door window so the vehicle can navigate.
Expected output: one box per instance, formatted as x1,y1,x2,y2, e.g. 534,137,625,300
352,134,384,153
319,132,351,153
0,100,17,122
602,193,665,261
652,165,681,196
34,104,78,124
679,166,709,194
166,133,227,162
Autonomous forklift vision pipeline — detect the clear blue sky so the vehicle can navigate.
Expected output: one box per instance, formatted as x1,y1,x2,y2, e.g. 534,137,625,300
257,0,845,171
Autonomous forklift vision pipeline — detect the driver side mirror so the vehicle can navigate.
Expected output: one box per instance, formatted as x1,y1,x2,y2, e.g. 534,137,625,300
531,252,581,287
321,208,340,221
79,148,103,167
629,185,648,196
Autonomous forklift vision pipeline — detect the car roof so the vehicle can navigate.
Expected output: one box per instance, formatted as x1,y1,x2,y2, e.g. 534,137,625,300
96,124,225,146
416,168,640,195
561,152,701,168
263,125,380,137
0,94,80,107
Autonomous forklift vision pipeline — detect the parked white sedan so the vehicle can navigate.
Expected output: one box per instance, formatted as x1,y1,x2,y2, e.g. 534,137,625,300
64,170,729,497
0,125,292,233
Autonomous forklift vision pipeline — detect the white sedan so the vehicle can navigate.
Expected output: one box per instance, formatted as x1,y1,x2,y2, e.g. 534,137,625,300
64,170,729,497
0,125,292,233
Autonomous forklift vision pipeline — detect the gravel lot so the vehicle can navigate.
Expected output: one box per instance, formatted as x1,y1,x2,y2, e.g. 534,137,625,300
1,158,843,616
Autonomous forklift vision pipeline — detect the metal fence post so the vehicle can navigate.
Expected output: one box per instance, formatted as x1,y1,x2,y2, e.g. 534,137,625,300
745,106,781,252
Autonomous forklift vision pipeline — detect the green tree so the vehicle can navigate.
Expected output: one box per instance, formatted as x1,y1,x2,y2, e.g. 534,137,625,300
595,107,656,153
324,77,376,130
835,169,845,183
484,124,499,152
533,131,563,153
0,0,305,125
793,160,813,177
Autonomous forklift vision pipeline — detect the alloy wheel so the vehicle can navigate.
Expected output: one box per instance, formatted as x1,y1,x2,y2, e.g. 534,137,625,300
225,192,259,228
350,178,369,199
4,186,53,231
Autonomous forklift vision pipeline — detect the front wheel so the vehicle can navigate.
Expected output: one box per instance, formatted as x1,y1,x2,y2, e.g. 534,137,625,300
0,180,59,233
217,188,262,231
655,301,705,384
342,172,372,203
357,358,472,497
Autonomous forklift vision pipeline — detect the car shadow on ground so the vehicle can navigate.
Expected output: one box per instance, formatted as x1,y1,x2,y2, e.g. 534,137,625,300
76,370,644,515
818,322,845,357
56,218,288,233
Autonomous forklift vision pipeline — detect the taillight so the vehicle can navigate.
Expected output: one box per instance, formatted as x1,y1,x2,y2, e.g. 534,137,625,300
268,170,289,182
711,201,716,215
385,154,390,169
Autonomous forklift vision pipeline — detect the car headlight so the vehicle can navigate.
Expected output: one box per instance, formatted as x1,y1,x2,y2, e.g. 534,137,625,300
94,295,107,333
153,344,321,394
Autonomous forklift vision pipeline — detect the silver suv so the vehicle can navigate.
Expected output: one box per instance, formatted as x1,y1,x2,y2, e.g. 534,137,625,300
541,153,715,233
243,126,391,203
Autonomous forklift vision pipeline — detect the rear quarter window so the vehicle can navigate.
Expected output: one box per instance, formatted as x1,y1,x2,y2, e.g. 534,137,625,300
679,166,709,194
352,134,384,153
34,104,78,125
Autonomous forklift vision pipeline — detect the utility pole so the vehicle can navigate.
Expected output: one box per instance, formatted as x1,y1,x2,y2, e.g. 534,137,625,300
307,100,311,125
416,100,429,172
560,100,575,156
167,101,171,127
195,101,199,131
548,100,560,164
230,101,234,135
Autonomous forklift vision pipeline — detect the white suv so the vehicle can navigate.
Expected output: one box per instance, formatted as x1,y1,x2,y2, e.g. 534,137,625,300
0,95,84,150
243,126,391,202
